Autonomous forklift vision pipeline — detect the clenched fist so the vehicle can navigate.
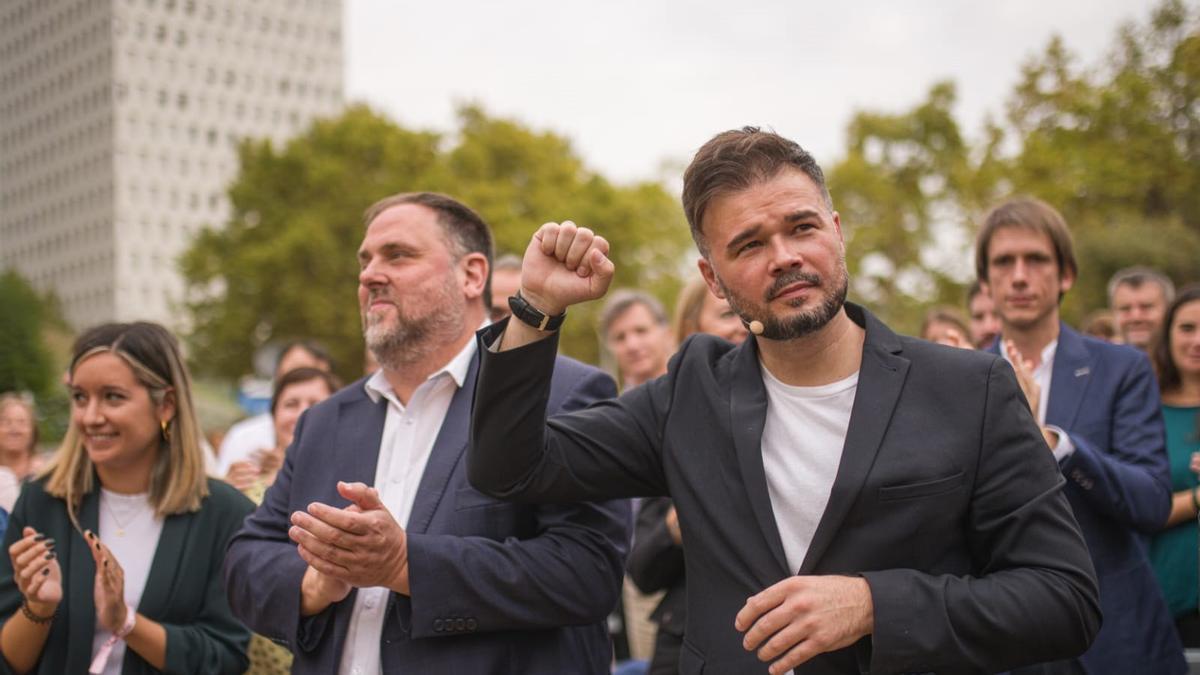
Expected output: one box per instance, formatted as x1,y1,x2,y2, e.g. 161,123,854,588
518,221,615,316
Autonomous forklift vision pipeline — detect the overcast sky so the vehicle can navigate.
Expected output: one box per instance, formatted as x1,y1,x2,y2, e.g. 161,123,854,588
345,0,1148,184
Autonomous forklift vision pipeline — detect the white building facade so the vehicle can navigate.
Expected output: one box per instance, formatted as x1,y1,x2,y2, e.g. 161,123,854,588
1,0,343,330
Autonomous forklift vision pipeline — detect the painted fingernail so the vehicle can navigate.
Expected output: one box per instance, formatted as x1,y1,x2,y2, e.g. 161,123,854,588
95,542,101,550
43,552,53,560
33,534,46,542
41,568,49,576
103,560,108,568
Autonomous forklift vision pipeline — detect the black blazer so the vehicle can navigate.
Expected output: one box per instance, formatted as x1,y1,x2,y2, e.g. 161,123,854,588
470,304,1101,675
628,496,685,637
0,478,253,674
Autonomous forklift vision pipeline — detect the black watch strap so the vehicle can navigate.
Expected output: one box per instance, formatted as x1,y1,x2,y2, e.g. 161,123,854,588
508,292,566,331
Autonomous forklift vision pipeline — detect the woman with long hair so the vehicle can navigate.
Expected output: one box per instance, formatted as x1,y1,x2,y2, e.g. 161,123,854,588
0,322,253,673
1150,284,1200,647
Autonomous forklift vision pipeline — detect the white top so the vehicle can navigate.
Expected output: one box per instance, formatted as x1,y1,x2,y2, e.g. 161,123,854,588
1001,339,1074,462
0,466,21,512
91,489,165,675
338,336,478,675
760,364,859,575
216,413,274,475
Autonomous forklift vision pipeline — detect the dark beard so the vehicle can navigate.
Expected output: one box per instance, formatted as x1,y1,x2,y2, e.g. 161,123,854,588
723,267,848,341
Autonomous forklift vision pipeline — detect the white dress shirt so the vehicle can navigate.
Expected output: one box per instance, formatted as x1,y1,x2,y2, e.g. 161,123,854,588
1002,339,1075,462
337,336,477,675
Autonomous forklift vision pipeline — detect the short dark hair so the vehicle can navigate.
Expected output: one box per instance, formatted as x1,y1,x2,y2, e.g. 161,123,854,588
1107,266,1175,307
362,192,496,308
681,127,831,255
275,339,334,377
271,367,343,416
966,280,987,306
975,197,1078,286
599,290,668,340
1152,284,1200,394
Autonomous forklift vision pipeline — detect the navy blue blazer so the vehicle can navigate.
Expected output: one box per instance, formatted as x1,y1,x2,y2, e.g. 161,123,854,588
992,324,1184,674
224,352,630,675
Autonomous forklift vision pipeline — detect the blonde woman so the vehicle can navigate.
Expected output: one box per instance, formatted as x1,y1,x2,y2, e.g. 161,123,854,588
0,322,252,674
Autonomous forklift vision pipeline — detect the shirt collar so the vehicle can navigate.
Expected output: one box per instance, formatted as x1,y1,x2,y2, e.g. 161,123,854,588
363,328,481,404
1002,338,1058,374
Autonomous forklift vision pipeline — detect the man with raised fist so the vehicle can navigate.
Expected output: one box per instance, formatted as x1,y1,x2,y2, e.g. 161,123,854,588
469,128,1101,674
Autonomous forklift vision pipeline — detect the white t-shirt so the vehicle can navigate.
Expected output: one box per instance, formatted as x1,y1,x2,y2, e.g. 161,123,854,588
760,364,859,574
91,489,164,675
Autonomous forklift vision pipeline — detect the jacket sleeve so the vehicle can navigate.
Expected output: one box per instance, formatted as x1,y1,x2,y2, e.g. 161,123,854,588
863,358,1101,674
161,488,254,674
407,362,632,637
627,497,684,595
469,323,671,503
1059,354,1172,532
224,412,332,654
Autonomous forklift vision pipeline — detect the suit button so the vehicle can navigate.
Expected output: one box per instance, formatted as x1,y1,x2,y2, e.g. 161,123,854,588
662,611,673,623
466,618,477,631
455,618,466,632
433,619,444,632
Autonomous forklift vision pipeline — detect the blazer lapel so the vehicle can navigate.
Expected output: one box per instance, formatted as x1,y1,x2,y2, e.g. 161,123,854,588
334,388,389,498
68,490,100,656
800,306,909,574
729,337,790,576
1045,323,1090,430
137,510,191,617
406,356,480,535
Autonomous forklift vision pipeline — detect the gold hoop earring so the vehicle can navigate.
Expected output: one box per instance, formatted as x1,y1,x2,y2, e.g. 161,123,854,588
160,419,170,443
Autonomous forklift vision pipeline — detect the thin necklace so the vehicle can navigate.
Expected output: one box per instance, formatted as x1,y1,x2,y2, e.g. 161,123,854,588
102,493,149,538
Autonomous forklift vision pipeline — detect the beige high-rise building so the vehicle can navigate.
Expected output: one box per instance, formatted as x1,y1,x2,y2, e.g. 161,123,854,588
0,0,343,330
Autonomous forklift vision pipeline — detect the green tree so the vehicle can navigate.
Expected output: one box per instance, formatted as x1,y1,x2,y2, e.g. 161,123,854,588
827,82,988,333
181,104,689,381
1001,0,1200,319
0,271,56,398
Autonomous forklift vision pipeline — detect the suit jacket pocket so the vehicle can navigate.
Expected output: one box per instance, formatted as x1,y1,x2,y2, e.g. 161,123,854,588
878,471,965,501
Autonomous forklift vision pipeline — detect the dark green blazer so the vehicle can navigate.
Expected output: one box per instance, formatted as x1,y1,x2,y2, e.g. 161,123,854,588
0,477,253,674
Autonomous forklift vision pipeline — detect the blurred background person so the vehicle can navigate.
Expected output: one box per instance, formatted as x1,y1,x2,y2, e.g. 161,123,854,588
224,367,341,499
965,280,1000,349
601,290,673,390
489,253,524,322
1150,285,1200,648
0,395,39,516
217,340,333,477
229,365,339,674
1082,310,1120,343
598,290,673,669
628,278,749,675
1109,266,1174,354
671,276,748,345
919,306,971,348
0,322,253,674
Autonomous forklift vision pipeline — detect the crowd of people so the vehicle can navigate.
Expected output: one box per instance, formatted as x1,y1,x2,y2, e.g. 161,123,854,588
0,126,1196,674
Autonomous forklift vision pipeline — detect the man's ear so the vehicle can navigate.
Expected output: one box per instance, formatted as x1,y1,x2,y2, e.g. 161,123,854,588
1058,266,1076,295
460,252,488,301
698,257,725,300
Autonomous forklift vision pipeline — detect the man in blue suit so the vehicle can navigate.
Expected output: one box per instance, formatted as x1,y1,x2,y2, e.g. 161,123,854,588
224,192,629,674
977,197,1185,674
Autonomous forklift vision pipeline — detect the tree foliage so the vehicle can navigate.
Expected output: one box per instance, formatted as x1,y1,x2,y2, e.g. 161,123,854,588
829,0,1200,329
181,105,689,381
0,271,56,398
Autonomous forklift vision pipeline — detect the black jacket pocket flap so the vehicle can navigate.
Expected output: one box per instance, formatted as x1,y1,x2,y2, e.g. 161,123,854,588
878,471,965,501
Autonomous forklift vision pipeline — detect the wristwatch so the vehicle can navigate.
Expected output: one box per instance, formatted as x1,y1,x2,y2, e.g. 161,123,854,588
508,292,566,331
